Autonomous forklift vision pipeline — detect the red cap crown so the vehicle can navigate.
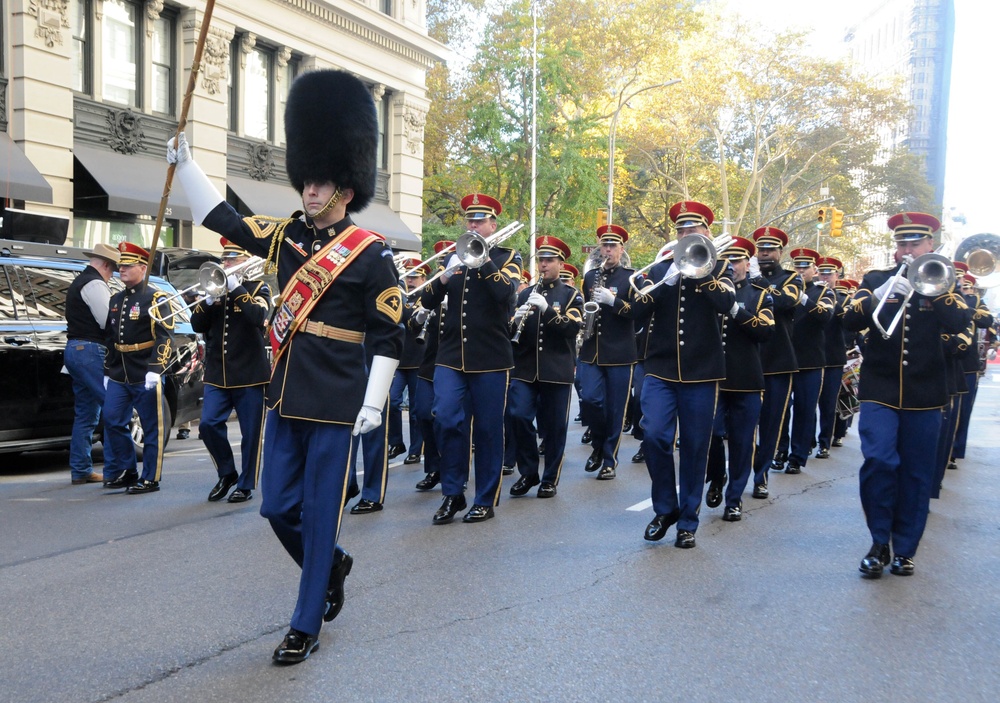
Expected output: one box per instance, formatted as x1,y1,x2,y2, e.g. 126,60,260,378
433,240,455,255
789,248,821,267
887,212,940,241
461,193,502,220
596,224,629,244
816,256,844,273
722,236,755,259
220,237,248,258
953,261,970,274
751,226,788,249
560,262,579,280
535,235,572,260
117,241,150,266
668,200,714,229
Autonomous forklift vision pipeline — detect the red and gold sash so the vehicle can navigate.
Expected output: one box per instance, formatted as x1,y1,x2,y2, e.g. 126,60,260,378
269,225,379,367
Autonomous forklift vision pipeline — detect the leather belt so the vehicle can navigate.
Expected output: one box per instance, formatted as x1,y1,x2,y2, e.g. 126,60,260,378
300,319,365,344
115,341,154,352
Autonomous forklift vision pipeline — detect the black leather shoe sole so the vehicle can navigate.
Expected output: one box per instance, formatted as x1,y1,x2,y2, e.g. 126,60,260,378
103,471,138,490
273,631,319,664
462,504,495,523
705,482,724,508
537,483,556,498
785,463,802,474
644,510,680,541
386,444,406,460
510,476,540,496
227,489,253,503
208,474,238,502
432,496,467,525
403,454,421,465
415,472,440,491
890,557,914,576
722,505,742,522
752,483,769,499
675,530,696,549
596,466,616,480
350,499,383,514
815,448,830,459
126,480,159,494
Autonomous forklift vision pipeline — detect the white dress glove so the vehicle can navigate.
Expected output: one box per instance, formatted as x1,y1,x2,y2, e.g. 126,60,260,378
749,256,761,279
413,307,429,325
440,254,462,283
512,303,532,324
798,291,809,306
874,276,913,301
353,355,399,435
729,301,740,318
592,287,616,306
144,372,161,390
526,291,548,314
204,294,217,306
662,262,681,287
165,132,191,165
227,274,240,292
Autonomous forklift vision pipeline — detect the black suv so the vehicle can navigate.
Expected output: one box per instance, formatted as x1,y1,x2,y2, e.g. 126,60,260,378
0,239,206,455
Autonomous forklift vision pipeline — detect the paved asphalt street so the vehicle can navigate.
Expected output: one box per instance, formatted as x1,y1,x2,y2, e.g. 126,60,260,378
2,372,999,703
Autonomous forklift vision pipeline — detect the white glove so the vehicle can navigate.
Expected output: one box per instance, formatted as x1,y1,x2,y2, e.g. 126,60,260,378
798,291,809,306
144,372,161,390
165,132,191,165
353,355,399,435
168,134,225,225
413,307,429,325
103,376,110,390
512,303,532,324
592,287,616,306
729,301,740,318
874,276,913,301
749,256,761,279
227,274,240,292
204,294,217,306
892,277,914,297
526,291,548,314
662,262,681,287
440,254,462,282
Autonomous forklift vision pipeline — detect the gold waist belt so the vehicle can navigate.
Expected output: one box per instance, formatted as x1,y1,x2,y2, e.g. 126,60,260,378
115,341,154,352
300,319,365,344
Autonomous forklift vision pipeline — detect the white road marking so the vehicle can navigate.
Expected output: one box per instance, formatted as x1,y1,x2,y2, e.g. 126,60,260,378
627,498,653,512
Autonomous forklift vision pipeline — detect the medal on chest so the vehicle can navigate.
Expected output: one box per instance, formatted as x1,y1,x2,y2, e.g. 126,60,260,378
129,303,141,320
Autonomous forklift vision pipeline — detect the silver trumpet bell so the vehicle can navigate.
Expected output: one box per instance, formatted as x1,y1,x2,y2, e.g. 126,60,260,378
455,230,490,268
673,233,719,279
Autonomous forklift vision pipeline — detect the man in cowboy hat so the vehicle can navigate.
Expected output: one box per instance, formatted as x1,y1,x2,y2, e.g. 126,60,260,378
64,242,120,484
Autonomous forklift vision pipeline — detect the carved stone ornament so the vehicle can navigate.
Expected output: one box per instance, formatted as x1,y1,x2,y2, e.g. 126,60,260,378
240,33,257,69
201,35,230,96
104,108,145,155
372,84,386,102
27,0,71,48
246,142,275,181
0,81,7,132
402,104,426,155
145,0,164,36
277,46,292,70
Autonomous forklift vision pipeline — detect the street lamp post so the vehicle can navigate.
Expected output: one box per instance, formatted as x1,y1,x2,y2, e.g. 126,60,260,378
606,78,681,226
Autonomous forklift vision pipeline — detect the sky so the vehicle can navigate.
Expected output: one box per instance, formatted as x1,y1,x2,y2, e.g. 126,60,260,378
730,0,999,235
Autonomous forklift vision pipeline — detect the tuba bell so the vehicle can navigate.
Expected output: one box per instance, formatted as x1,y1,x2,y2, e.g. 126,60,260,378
955,233,1000,288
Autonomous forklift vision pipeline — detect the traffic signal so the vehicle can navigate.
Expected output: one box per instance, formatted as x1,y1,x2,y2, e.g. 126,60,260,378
597,208,608,229
830,208,845,237
817,207,830,225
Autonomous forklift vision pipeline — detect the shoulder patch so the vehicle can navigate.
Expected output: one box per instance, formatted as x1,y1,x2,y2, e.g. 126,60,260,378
376,286,403,323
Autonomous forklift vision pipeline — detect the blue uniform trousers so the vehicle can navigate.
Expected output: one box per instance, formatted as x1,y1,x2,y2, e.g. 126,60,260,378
707,391,763,508
348,403,388,503
64,340,116,479
816,366,841,451
388,368,423,455
104,380,166,483
509,379,572,485
952,372,979,460
754,373,793,485
200,384,266,491
858,402,941,558
503,400,517,467
642,377,718,532
932,396,961,499
412,378,440,475
789,368,824,466
260,412,351,637
579,362,633,469
631,361,646,441
433,367,508,506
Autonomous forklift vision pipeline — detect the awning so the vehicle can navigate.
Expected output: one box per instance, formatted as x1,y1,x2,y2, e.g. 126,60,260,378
227,174,422,253
74,145,192,221
0,134,53,203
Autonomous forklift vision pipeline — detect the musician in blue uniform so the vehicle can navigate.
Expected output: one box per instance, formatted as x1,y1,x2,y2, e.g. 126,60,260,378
508,236,584,498
844,212,969,578
579,224,638,480
633,201,736,548
778,248,835,474
387,260,428,466
102,242,174,494
629,308,654,464
933,297,971,498
704,236,774,521
191,238,271,503
833,279,862,446
950,269,995,469
750,227,802,498
814,257,848,459
169,70,403,662
420,193,522,524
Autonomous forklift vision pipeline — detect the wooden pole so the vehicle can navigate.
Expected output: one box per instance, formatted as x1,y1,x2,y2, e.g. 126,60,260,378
145,0,218,285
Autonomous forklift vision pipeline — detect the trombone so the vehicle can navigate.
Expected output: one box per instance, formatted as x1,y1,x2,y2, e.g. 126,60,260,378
149,256,263,323
871,249,955,339
404,221,524,297
628,233,734,297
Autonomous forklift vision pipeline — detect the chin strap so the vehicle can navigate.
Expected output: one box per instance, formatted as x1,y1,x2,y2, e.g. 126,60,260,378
175,159,225,224
309,188,342,221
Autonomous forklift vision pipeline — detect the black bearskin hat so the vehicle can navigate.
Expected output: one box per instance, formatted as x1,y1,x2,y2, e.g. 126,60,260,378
284,69,378,213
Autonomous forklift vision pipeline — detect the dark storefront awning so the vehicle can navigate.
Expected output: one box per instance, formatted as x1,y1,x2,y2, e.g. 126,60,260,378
74,145,192,221
0,134,53,203
227,175,422,253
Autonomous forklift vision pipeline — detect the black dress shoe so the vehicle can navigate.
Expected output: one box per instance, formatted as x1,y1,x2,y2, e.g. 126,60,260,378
705,479,724,508
785,460,802,474
816,447,831,459
890,555,915,576
273,628,319,664
510,475,540,496
596,465,616,480
176,428,190,440
859,543,891,578
675,530,696,549
208,474,238,502
227,488,253,503
386,443,407,460
573,414,581,423
722,503,742,522
403,454,421,465
350,498,383,514
537,482,557,498
432,495,467,524
501,465,515,476
631,448,645,463
462,504,495,523
947,460,958,470
581,428,592,444
832,437,843,447
103,470,138,490
324,552,353,622
774,449,787,464
584,448,602,472
126,479,159,494
769,458,786,473
415,471,440,491
644,510,680,541
752,479,769,499
622,420,633,435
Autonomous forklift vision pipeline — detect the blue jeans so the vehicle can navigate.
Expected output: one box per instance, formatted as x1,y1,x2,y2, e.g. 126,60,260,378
64,340,115,478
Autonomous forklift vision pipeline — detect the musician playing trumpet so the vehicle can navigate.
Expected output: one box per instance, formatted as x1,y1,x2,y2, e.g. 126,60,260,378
386,260,429,465
508,236,584,499
191,238,272,503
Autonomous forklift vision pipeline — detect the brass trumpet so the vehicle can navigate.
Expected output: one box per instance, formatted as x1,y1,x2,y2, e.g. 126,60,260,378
149,257,263,323
628,233,733,297
872,249,955,339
